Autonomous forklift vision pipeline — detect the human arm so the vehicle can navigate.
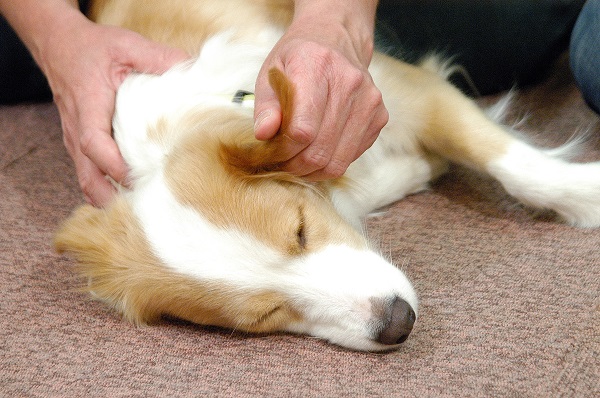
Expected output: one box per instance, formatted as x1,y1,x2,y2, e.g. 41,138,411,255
253,0,389,179
0,0,188,206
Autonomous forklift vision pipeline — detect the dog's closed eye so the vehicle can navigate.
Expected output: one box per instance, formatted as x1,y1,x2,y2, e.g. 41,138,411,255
296,206,307,250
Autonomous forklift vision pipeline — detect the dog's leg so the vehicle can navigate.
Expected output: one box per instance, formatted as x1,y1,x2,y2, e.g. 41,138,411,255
418,81,600,228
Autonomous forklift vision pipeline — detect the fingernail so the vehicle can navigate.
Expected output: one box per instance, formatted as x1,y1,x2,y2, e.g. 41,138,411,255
254,109,272,132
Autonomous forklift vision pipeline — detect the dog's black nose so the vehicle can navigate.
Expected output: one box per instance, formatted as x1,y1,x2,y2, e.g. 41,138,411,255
376,297,416,345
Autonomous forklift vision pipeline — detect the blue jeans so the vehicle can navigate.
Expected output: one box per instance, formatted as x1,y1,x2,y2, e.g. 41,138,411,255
570,0,600,114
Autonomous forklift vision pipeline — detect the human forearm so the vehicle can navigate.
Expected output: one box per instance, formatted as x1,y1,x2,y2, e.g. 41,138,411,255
0,0,188,207
0,0,83,69
291,0,379,66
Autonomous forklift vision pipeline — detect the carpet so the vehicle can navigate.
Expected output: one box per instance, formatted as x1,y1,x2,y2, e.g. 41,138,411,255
1,55,598,397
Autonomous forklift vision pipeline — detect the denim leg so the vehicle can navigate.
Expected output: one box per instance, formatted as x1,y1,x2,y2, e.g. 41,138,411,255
570,0,600,114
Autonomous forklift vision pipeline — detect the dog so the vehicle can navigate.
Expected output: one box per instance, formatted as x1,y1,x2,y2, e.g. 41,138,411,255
54,0,600,352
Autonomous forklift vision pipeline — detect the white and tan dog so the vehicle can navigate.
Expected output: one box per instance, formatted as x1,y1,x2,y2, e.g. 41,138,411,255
55,0,600,352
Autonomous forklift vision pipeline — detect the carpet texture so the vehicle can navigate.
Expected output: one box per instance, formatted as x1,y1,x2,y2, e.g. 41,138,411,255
1,55,599,397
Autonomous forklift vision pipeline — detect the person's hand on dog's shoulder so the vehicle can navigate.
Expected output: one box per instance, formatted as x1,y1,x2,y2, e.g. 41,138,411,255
47,20,188,207
253,0,388,180
0,0,188,207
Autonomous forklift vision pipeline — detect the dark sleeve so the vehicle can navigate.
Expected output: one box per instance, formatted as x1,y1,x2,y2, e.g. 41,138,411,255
375,0,585,95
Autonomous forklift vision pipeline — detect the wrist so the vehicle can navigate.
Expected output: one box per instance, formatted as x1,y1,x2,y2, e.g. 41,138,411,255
290,0,377,66
35,7,91,75
0,0,85,71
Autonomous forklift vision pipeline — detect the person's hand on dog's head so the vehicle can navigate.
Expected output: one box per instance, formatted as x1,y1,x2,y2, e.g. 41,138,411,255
1,0,189,207
41,11,189,207
253,0,388,181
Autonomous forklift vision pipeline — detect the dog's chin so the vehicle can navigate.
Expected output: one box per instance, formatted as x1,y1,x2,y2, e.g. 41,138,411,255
286,323,399,352
287,318,412,352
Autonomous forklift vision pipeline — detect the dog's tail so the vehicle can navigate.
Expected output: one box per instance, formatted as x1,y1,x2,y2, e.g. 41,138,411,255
418,54,481,97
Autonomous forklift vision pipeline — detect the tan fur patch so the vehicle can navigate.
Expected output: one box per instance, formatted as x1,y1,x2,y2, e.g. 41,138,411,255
371,52,512,170
221,68,298,172
91,0,293,55
421,84,513,170
55,198,301,333
268,68,294,137
158,108,365,255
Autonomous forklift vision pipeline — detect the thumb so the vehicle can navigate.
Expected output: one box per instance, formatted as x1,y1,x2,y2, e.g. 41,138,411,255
254,70,282,141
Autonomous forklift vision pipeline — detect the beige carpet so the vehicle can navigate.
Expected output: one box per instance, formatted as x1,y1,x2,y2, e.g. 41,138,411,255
1,55,599,397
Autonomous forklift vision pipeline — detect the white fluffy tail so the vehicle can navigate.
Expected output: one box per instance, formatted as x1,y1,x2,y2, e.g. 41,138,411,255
488,140,600,227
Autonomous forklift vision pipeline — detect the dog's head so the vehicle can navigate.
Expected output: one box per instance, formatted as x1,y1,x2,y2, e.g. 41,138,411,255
55,68,417,351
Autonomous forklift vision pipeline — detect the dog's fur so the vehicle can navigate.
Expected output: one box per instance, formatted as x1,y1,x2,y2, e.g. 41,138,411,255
55,0,600,351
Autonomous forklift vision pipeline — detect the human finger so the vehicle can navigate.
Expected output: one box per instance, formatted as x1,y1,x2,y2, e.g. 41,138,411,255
75,153,118,207
278,83,350,176
292,80,388,180
271,64,334,167
254,65,283,141
304,103,387,181
76,83,129,187
113,30,189,78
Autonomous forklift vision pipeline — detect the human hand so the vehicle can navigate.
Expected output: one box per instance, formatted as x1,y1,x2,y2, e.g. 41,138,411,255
38,11,188,206
253,3,389,180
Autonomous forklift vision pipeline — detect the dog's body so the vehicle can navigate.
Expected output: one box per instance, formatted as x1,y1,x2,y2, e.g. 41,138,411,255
55,0,600,351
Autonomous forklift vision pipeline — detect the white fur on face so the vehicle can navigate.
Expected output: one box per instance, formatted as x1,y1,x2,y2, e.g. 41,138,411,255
283,245,418,351
129,171,417,351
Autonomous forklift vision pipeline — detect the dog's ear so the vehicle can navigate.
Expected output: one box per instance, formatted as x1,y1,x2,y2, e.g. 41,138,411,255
54,199,171,325
54,201,148,282
267,67,294,138
220,67,295,175
54,204,114,261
